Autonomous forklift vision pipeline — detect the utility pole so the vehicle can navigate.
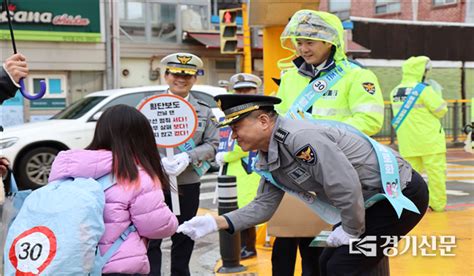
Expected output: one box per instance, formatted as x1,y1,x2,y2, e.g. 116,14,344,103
241,0,252,74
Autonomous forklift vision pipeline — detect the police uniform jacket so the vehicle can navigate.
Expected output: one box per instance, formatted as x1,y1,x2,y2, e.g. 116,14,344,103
157,92,219,185
224,116,413,237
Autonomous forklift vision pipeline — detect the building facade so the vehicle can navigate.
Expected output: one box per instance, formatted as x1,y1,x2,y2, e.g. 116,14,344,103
319,0,469,22
0,0,105,125
1,0,262,125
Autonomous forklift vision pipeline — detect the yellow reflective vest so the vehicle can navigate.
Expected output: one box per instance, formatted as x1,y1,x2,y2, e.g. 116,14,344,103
223,143,260,208
276,61,385,136
390,56,447,157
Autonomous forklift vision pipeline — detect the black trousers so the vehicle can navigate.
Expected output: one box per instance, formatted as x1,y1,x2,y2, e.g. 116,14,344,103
319,171,429,276
241,227,257,252
147,183,201,276
272,237,323,276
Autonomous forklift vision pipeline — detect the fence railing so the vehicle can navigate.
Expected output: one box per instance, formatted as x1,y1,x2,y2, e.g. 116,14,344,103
373,99,471,145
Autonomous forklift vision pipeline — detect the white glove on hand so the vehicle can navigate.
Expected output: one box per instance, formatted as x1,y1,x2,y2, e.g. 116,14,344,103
161,157,181,176
177,214,218,240
162,153,190,176
326,226,358,247
215,152,226,167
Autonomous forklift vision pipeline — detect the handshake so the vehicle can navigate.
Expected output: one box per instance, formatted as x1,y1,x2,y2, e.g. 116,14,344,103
177,214,219,240
162,152,191,176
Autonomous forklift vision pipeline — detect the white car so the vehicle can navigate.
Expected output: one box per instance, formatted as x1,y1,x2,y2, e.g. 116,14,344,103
1,85,226,189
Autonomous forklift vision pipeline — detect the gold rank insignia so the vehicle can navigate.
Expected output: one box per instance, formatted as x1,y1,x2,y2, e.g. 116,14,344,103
295,144,317,165
362,82,376,95
177,55,192,65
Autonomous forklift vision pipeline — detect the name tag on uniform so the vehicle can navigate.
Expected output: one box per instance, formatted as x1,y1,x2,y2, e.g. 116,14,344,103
288,167,311,185
197,118,206,132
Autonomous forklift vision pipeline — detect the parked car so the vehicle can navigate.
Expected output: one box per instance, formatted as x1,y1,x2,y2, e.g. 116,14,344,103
1,85,226,189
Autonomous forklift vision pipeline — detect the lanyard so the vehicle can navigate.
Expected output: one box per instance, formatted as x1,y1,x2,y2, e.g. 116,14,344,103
287,112,420,218
391,83,426,131
253,166,342,225
288,62,358,117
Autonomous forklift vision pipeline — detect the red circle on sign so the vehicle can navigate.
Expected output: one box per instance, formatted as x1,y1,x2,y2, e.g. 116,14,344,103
9,226,57,275
137,94,198,148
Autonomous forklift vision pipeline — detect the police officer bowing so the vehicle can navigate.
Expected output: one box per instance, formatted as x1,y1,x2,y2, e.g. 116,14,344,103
147,52,219,276
177,94,429,276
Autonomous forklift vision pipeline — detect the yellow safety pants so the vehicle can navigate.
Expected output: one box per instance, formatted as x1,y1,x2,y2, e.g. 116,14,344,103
404,153,447,211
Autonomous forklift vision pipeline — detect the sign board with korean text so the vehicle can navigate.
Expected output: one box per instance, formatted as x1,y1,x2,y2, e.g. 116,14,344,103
137,94,198,215
0,0,101,43
138,94,198,148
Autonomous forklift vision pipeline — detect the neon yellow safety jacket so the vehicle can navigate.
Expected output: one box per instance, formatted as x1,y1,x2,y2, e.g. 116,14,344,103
390,56,448,157
223,144,260,208
276,11,384,136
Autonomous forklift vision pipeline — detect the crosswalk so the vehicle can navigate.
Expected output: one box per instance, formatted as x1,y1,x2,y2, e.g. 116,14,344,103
444,163,474,182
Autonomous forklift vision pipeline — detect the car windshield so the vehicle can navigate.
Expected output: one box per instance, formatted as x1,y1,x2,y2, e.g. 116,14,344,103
51,96,106,119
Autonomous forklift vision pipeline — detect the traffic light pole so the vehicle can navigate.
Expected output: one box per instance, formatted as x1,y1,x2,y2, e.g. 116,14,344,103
241,1,252,74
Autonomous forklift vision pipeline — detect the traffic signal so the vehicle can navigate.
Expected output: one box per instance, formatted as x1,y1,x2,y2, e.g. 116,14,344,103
219,8,240,54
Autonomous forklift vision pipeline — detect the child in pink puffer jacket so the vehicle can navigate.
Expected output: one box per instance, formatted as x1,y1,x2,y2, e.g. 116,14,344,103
48,104,178,275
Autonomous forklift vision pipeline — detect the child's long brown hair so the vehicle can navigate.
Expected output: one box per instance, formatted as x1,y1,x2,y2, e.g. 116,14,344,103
86,104,170,191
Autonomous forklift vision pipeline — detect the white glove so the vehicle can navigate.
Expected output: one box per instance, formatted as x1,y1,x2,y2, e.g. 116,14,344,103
215,152,226,167
161,157,180,176
162,153,190,176
177,214,218,240
326,226,358,247
174,152,190,175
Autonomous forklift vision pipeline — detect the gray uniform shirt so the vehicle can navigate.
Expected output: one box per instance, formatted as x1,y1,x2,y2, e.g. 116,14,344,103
157,92,219,185
225,116,413,236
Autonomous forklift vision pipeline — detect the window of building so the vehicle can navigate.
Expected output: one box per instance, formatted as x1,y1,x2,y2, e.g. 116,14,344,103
149,3,178,42
181,4,210,31
375,0,401,14
28,74,68,109
433,0,457,6
329,0,351,20
119,0,146,41
119,0,210,43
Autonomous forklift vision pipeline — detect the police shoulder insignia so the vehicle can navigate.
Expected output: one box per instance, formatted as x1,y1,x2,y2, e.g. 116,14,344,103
274,128,289,143
295,144,317,165
197,99,210,108
362,82,376,95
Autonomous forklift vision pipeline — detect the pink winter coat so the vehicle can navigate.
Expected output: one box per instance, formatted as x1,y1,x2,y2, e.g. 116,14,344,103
48,149,178,274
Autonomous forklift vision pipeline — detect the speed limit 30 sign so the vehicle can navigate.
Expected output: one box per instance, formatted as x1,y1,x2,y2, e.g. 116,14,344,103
8,226,57,275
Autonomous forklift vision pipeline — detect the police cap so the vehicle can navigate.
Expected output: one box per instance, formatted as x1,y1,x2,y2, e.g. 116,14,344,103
214,94,281,126
230,73,262,89
161,52,203,76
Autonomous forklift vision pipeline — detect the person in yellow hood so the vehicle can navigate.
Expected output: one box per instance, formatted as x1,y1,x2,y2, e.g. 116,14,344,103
390,56,447,212
215,73,263,259
272,10,385,276
276,10,384,136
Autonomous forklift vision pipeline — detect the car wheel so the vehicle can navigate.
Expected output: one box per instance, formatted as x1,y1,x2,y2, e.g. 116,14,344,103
16,147,60,190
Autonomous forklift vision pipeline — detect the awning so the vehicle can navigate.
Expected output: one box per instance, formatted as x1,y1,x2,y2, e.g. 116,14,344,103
185,31,370,56
347,39,371,55
185,32,263,50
